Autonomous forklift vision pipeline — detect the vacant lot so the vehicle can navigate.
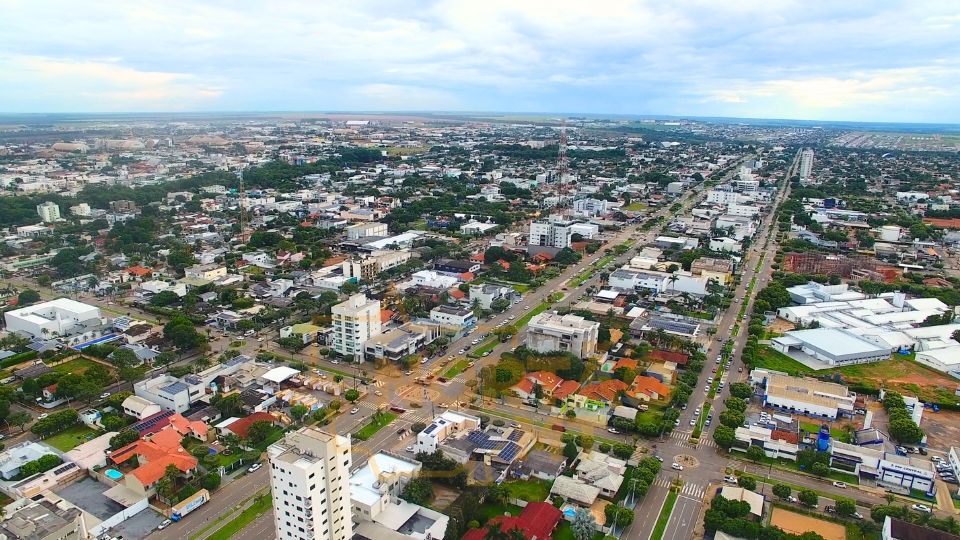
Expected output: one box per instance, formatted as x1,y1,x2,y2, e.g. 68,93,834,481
44,425,101,451
51,357,111,377
914,409,960,450
832,355,960,404
770,508,845,540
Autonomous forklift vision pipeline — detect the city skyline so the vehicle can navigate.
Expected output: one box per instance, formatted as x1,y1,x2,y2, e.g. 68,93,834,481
2,1,960,123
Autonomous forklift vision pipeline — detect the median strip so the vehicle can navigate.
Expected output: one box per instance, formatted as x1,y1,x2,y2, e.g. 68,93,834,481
650,491,679,540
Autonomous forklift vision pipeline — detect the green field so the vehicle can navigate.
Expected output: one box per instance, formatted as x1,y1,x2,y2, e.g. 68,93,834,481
553,523,604,540
443,360,470,378
623,203,647,211
353,412,398,440
753,346,813,376
205,494,272,540
650,491,679,540
51,357,109,376
44,425,101,452
503,478,551,502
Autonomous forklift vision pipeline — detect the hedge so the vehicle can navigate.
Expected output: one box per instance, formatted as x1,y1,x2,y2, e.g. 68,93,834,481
3,351,39,369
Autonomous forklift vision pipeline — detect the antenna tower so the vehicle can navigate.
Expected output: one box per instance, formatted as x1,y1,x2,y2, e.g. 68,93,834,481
235,168,246,243
557,119,568,186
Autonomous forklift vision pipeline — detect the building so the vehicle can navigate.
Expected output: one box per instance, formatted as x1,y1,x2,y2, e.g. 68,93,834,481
689,257,734,285
346,222,389,240
411,270,459,289
414,410,481,454
800,149,814,179
363,322,441,363
122,395,162,419
69,203,92,217
716,487,764,520
469,283,515,310
707,190,739,205
4,298,103,339
751,369,857,420
332,294,382,359
0,442,58,480
109,200,137,213
460,503,561,540
184,264,228,281
267,428,352,540
529,219,573,249
709,237,743,253
343,257,379,283
770,328,891,367
883,516,960,540
429,305,475,329
36,201,61,223
433,260,480,275
16,225,51,238
0,499,86,540
526,313,600,359
350,452,448,540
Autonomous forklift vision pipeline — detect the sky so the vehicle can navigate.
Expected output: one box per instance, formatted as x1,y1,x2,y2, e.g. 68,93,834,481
2,0,960,123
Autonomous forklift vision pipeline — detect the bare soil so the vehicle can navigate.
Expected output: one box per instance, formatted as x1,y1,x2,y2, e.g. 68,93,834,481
770,508,845,540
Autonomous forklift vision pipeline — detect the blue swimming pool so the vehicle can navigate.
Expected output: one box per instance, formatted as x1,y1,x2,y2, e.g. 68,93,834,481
563,508,576,518
104,469,123,480
74,334,121,349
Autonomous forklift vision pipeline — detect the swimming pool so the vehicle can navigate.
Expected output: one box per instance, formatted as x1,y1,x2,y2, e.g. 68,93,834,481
563,508,576,518
104,469,123,480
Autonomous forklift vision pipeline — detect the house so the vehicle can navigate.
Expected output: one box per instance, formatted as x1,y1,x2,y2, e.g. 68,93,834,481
573,379,628,410
215,412,279,439
122,395,162,420
631,376,671,401
549,475,601,506
106,437,198,497
716,487,763,520
576,453,626,498
647,349,689,366
460,503,562,540
0,442,58,480
514,449,566,481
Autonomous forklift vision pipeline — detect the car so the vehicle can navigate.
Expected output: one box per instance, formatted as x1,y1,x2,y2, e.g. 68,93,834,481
724,475,738,484
705,417,712,426
458,349,465,354
832,481,846,488
248,462,262,473
681,403,687,410
374,390,383,396
712,367,717,373
707,378,714,384
607,428,620,434
738,367,743,372
350,407,360,414
524,306,530,310
38,413,48,420
468,362,475,367
825,506,836,514
100,392,111,399
509,315,516,320
511,423,521,428
331,359,340,364
694,408,701,415
438,402,448,408
406,446,415,452
704,386,710,392
157,519,172,530
690,418,696,426
654,455,663,462
420,358,428,364
405,371,413,376
852,512,864,520
674,419,680,427
671,463,683,471
786,495,798,503
918,447,928,455
943,477,959,485
912,504,932,513
931,456,944,463
257,337,265,342
482,351,491,357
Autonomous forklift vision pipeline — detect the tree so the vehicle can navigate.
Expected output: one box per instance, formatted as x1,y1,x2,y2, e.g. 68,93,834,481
563,440,580,461
246,420,274,446
810,462,830,478
713,425,736,450
738,476,757,491
8,411,31,432
290,404,309,423
212,393,243,417
798,490,818,508
579,435,595,452
746,445,766,463
772,483,792,500
400,476,433,506
889,418,924,444
835,498,856,517
203,472,222,491
344,389,360,403
150,290,180,307
18,289,41,305
411,422,427,434
728,382,753,400
486,483,510,505
720,410,746,429
110,430,140,450
725,397,748,413
571,508,597,540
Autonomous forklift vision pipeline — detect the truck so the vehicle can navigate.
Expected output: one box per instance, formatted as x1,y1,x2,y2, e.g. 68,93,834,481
170,489,209,521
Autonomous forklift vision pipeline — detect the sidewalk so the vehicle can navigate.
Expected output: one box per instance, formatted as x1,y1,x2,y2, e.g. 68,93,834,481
191,488,269,540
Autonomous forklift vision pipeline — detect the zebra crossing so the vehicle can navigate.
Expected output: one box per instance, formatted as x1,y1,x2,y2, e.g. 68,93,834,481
651,477,705,499
668,430,717,449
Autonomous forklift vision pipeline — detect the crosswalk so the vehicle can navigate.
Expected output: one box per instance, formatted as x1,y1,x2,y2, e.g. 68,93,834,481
652,477,705,499
668,430,716,449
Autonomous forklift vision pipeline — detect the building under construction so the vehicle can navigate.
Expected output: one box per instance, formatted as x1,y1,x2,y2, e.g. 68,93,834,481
782,253,901,282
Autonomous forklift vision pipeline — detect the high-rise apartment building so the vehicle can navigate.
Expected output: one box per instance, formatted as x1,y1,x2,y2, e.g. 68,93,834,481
529,218,573,249
268,428,353,540
799,149,814,179
110,200,138,213
36,201,61,223
331,294,382,359
526,313,600,359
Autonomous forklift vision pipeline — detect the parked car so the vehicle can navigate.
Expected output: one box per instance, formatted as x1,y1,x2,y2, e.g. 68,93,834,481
671,463,683,471
786,495,798,503
100,392,111,399
350,407,360,414
406,446,415,452
374,390,382,396
825,506,836,514
420,358,428,364
912,504,932,513
724,475,738,484
157,519,172,530
607,428,620,434
248,463,262,473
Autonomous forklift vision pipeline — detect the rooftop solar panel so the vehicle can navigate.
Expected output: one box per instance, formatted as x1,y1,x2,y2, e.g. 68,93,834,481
53,463,77,475
508,429,525,441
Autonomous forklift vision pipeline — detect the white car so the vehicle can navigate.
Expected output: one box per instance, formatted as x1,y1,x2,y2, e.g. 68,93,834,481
912,504,932,513
374,391,382,396
509,315,516,320
406,446,415,452
689,418,696,426
38,413,48,420
524,306,530,310
100,392,111,399
420,358,428,364
458,349,465,354
248,462,262,473
832,481,846,488
350,407,360,414
607,428,620,434
671,463,683,471
157,519,172,530
257,337,265,342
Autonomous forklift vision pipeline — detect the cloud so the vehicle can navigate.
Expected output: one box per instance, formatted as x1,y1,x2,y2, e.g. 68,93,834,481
0,0,959,120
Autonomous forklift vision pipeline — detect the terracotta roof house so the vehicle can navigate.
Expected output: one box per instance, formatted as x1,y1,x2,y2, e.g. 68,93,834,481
460,502,561,540
631,376,671,401
107,438,198,497
217,412,278,438
574,379,628,409
525,371,564,394
647,349,689,365
450,289,466,300
553,380,581,401
611,358,638,372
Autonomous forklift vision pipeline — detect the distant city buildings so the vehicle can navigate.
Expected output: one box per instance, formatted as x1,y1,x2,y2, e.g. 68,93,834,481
36,201,60,222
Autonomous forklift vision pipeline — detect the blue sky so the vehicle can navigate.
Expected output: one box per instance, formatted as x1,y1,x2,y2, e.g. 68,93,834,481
2,0,960,122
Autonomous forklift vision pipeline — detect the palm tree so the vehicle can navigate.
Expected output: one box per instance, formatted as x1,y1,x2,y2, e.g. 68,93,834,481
486,483,510,505
667,274,679,293
505,527,526,540
485,522,509,540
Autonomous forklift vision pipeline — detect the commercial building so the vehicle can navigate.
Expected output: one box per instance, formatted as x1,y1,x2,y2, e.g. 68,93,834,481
184,264,228,281
706,190,739,205
109,200,137,213
411,270,459,289
346,222,389,240
771,328,892,367
690,257,734,285
526,313,600,359
751,369,857,420
267,428,353,540
350,452,448,540
363,321,441,363
883,516,960,540
429,305,475,329
413,410,481,454
0,499,86,540
36,201,61,222
433,260,481,276
332,294,382,359
831,441,936,495
4,298,103,339
529,219,573,249
468,283,516,310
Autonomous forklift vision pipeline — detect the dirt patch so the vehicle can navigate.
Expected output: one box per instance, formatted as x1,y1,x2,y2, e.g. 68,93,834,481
430,482,461,512
918,410,960,450
770,508,845,540
831,356,960,404
766,318,796,335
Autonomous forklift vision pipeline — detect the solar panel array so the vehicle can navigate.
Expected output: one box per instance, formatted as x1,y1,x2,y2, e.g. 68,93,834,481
467,430,488,444
131,409,175,432
53,462,78,475
508,429,525,441
498,442,521,462
161,381,190,395
423,424,438,435
648,318,698,334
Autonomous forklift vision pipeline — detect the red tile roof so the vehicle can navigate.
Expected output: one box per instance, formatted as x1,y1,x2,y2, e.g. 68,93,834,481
450,289,466,300
469,254,486,262
578,379,628,402
224,412,277,438
459,502,561,540
511,378,535,396
381,310,394,323
647,349,689,365
527,371,563,391
771,430,799,445
460,272,475,281
553,380,581,401
126,266,152,276
632,376,671,399
613,358,638,371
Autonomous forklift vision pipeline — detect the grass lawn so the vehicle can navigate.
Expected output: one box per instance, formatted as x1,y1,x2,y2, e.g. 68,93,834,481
353,412,399,440
443,360,470,378
51,357,109,376
0,491,15,507
473,339,499,357
254,426,286,451
205,495,272,540
44,425,100,452
503,478,551,502
651,491,679,540
512,284,531,293
553,523,605,540
478,502,524,523
753,346,814,376
623,203,647,211
799,422,848,441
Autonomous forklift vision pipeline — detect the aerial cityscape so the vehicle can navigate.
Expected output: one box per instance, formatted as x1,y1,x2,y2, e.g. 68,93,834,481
1,4,960,540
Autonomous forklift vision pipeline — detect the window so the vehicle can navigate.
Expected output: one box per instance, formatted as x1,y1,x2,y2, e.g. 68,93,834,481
309,473,315,479
309,485,315,491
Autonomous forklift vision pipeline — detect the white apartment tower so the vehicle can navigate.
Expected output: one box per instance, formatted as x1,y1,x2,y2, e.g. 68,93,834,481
526,312,600,359
529,218,573,249
799,149,814,179
331,294,382,360
36,201,61,223
268,428,353,540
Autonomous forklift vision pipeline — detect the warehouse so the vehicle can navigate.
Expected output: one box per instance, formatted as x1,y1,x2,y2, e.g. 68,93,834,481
751,369,857,420
770,328,891,367
4,298,103,339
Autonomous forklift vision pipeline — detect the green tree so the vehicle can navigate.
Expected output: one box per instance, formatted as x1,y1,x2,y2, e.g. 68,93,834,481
400,476,433,506
563,440,580,461
110,430,140,450
738,476,757,491
571,508,597,540
290,404,309,423
203,472,222,491
246,420,274,445
772,483,792,500
8,411,32,432
579,434,595,452
725,397,747,413
344,389,360,403
811,462,830,478
746,445,765,463
835,498,856,517
889,418,924,444
411,422,427,433
713,425,736,450
18,289,41,305
728,382,753,400
798,490,819,508
720,410,746,429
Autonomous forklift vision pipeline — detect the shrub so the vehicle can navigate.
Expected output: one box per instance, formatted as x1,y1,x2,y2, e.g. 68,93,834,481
599,442,612,453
